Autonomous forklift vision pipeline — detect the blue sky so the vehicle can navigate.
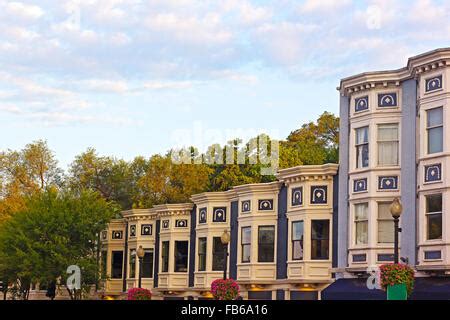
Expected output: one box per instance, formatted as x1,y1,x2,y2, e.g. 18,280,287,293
0,0,449,169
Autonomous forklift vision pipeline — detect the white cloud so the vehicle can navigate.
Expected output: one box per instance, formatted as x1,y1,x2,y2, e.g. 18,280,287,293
78,79,129,93
299,0,351,13
2,1,44,20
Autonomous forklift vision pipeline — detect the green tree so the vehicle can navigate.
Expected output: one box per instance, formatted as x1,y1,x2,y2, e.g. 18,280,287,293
286,111,339,164
67,148,144,210
0,140,62,222
0,189,117,300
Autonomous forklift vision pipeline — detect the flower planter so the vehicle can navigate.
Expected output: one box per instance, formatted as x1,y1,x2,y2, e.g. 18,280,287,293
387,283,407,300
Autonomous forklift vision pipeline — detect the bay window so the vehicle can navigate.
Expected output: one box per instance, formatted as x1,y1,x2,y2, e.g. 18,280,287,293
142,249,154,278
161,241,169,273
426,194,442,240
311,220,330,260
356,126,369,168
354,203,368,245
241,227,251,263
111,251,123,279
129,249,136,278
258,226,275,262
378,203,394,243
212,237,225,271
377,124,399,166
427,107,443,154
174,241,189,272
292,221,304,260
198,237,207,272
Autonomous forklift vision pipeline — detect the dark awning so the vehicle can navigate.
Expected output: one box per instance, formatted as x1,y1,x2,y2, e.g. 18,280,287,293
321,278,386,300
410,277,450,300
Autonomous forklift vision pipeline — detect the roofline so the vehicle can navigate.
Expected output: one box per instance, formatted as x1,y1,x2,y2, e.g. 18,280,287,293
338,47,450,92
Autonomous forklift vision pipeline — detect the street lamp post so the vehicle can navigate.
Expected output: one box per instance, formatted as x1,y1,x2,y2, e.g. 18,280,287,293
389,198,403,264
137,246,145,288
221,230,231,280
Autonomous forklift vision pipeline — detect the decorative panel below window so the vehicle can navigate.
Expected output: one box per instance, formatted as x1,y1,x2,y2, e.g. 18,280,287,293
241,200,251,213
424,250,442,260
425,75,443,92
311,186,327,204
162,220,170,229
258,199,274,211
425,164,442,182
377,254,394,262
353,178,368,193
378,93,397,107
291,187,303,206
141,224,152,235
112,231,123,239
213,207,227,222
175,219,188,228
355,96,369,112
199,208,207,223
352,254,367,263
378,176,398,190
129,225,136,237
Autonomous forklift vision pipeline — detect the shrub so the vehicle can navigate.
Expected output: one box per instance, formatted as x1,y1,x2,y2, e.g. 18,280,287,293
127,288,152,300
380,263,415,296
211,279,240,300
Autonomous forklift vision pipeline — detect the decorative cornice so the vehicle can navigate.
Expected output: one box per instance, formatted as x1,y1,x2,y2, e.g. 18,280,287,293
276,163,339,185
338,47,450,95
231,181,282,197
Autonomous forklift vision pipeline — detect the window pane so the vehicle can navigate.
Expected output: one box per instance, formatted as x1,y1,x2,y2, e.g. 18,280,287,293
378,142,399,166
428,213,442,240
427,107,443,127
378,221,394,243
242,227,251,244
241,227,251,263
174,241,189,272
426,194,442,213
212,237,225,271
142,249,154,278
198,238,207,272
293,221,304,241
355,203,368,220
428,127,443,154
357,145,369,168
292,241,303,260
311,220,329,260
161,241,169,273
355,222,368,245
242,245,251,263
111,251,123,279
258,226,275,262
378,203,394,243
101,251,107,277
129,249,136,278
378,203,392,219
356,127,369,144
378,124,398,140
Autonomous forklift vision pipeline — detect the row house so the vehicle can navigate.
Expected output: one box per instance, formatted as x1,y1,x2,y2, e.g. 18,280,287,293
101,164,339,300
323,47,450,299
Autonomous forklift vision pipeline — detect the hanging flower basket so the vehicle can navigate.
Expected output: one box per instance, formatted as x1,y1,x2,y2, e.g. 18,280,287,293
211,279,240,300
380,264,415,300
127,288,152,300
